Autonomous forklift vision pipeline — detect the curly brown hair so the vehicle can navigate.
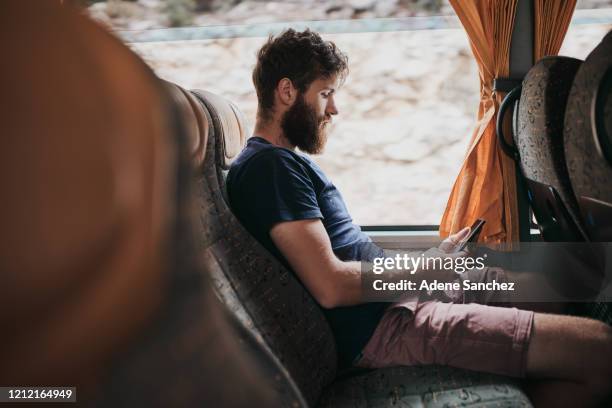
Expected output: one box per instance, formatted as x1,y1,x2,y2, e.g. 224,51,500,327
252,28,348,120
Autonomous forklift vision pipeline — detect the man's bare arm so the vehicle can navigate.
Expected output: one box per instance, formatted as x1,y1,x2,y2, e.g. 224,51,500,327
270,219,361,308
270,219,471,309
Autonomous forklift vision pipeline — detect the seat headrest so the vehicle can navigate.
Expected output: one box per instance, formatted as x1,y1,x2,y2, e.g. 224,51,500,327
0,0,175,387
164,81,209,170
565,30,612,207
192,90,247,169
562,30,612,241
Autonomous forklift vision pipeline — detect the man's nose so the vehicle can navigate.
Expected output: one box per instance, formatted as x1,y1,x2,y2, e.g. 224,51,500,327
326,97,338,116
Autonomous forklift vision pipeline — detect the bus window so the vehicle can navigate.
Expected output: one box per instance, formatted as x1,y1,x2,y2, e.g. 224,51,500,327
90,0,611,227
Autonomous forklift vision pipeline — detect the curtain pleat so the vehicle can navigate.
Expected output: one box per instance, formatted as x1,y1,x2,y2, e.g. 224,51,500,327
440,0,577,246
440,0,518,245
534,0,577,59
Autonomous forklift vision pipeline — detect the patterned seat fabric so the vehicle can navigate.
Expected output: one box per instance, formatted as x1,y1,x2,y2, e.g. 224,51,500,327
563,31,612,328
319,366,531,408
564,30,612,242
515,56,587,242
192,89,336,406
190,89,534,407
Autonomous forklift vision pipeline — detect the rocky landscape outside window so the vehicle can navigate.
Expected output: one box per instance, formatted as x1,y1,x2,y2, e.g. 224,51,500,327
89,0,612,226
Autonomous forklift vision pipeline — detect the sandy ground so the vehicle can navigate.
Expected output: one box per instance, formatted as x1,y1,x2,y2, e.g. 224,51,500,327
93,1,612,225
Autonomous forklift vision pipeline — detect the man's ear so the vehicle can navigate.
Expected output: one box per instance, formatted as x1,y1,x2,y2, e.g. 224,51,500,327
276,78,297,106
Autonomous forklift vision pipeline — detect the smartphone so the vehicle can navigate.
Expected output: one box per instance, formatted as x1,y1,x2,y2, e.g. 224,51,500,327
456,219,486,252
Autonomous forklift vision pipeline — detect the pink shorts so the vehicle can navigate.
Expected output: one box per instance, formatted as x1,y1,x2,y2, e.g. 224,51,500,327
356,267,535,378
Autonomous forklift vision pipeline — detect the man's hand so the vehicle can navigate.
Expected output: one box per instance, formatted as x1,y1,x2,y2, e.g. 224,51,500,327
438,226,471,254
417,246,467,282
408,227,471,282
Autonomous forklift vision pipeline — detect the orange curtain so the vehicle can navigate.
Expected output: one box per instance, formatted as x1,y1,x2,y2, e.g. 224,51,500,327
440,0,518,245
534,0,577,60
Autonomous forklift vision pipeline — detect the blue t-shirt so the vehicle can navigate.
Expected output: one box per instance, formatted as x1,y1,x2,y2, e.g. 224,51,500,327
226,136,386,368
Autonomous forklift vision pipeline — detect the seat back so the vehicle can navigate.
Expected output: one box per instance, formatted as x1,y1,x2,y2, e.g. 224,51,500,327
193,90,247,202
0,2,282,405
514,56,588,241
0,0,175,388
192,89,339,405
565,31,612,241
165,80,209,170
97,82,283,406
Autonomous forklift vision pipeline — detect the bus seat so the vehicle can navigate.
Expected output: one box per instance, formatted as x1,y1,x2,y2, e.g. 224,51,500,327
319,365,531,408
514,56,588,242
565,30,612,242
191,89,533,407
96,81,282,406
192,89,247,203
192,88,335,406
0,1,280,406
563,31,612,324
164,80,209,170
514,56,610,301
0,0,176,389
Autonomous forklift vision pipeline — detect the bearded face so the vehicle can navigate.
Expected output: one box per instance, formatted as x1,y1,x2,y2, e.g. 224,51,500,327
280,92,330,154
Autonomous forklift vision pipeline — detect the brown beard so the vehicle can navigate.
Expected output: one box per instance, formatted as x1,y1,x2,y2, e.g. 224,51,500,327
281,93,328,154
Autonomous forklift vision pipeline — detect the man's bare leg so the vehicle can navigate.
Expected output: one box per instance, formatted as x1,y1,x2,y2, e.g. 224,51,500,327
525,313,612,407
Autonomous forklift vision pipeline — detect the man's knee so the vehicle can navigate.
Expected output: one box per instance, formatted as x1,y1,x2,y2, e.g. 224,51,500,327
586,321,612,392
527,313,612,381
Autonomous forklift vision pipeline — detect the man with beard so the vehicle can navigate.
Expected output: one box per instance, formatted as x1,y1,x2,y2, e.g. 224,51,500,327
226,29,612,406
